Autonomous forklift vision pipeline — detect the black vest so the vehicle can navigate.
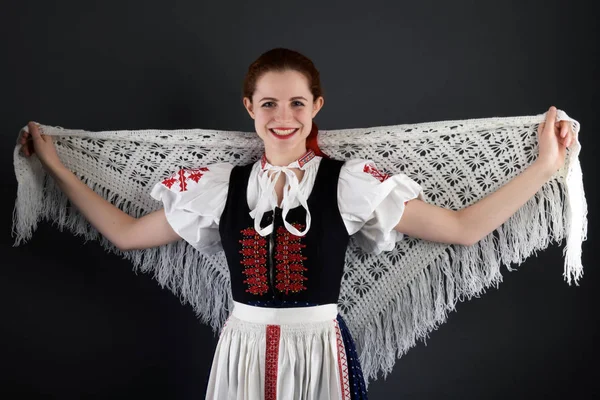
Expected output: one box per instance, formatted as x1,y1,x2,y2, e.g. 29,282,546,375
219,158,350,307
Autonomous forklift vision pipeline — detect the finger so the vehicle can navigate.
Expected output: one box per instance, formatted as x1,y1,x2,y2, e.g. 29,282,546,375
564,131,574,148
28,122,42,140
20,143,30,157
544,106,557,133
560,121,569,138
538,122,545,135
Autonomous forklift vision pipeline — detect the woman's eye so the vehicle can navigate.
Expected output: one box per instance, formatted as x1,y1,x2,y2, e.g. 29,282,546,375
261,101,304,108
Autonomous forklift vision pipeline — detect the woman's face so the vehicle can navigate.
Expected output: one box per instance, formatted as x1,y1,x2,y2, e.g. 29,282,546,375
243,69,324,157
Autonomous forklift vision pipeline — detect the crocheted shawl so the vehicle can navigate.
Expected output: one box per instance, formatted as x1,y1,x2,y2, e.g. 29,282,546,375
11,109,587,384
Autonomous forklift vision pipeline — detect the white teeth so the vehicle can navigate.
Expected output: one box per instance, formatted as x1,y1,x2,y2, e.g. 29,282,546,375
271,128,298,136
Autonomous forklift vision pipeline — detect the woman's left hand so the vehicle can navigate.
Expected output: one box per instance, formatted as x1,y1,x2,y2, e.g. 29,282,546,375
536,106,576,174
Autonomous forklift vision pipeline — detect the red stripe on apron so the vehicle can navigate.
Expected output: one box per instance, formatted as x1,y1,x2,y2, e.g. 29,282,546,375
265,325,281,400
335,320,351,400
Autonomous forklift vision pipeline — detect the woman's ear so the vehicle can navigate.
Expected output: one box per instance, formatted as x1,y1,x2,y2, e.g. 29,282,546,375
243,97,255,119
312,96,324,118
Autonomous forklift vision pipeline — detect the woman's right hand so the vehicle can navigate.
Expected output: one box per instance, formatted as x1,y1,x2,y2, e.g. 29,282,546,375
19,121,64,170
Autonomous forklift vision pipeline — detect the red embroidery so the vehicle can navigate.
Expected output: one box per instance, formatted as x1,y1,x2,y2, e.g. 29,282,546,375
239,223,308,296
363,163,390,183
187,167,209,183
274,224,308,294
297,149,316,168
260,149,315,170
177,169,188,191
161,176,178,189
239,227,269,295
265,325,281,400
261,154,268,169
335,320,351,400
161,167,209,192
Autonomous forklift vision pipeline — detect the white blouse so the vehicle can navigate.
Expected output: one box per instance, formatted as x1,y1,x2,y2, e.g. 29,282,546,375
150,152,424,255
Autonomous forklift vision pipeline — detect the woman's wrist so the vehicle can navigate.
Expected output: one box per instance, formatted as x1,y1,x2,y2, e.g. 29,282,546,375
532,158,557,181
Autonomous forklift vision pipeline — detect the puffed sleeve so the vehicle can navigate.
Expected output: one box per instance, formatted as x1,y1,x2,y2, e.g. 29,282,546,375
150,163,233,254
338,159,425,254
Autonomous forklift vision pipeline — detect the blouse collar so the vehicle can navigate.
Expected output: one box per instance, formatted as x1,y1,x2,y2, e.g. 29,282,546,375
260,149,317,172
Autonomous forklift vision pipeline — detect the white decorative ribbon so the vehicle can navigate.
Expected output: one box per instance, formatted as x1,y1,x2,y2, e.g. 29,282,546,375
249,166,312,237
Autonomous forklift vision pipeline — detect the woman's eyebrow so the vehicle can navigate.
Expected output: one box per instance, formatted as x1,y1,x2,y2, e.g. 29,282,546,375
259,96,308,102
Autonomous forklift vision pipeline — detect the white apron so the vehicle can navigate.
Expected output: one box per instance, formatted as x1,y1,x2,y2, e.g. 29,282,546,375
205,301,351,400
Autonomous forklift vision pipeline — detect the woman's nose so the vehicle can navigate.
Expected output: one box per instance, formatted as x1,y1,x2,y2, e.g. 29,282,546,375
275,105,293,121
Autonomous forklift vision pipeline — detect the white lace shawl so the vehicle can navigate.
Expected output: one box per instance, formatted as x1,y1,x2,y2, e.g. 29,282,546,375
11,109,587,384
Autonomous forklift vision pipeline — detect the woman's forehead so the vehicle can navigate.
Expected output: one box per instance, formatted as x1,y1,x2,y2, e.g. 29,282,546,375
255,70,311,97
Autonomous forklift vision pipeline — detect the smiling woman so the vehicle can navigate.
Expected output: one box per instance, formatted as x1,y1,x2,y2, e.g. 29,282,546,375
242,48,326,162
15,47,585,400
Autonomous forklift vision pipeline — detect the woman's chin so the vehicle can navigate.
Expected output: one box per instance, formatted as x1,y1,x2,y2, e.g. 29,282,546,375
264,138,308,155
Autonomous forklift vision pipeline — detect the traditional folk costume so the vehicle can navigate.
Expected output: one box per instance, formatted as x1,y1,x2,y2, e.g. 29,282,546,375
151,150,422,398
12,110,587,399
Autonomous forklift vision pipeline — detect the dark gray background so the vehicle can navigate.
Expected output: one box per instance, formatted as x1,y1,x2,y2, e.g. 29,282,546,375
1,1,597,399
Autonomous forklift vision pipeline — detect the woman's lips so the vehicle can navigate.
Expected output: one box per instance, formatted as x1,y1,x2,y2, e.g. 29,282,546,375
269,128,299,140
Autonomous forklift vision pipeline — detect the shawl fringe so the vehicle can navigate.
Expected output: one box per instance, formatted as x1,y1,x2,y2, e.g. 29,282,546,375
12,150,231,331
357,177,583,384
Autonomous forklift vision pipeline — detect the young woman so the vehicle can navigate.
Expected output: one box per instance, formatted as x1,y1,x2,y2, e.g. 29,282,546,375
20,48,575,399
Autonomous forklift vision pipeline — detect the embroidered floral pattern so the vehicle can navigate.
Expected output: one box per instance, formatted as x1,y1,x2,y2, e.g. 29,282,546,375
239,227,269,295
161,166,209,192
238,223,309,296
363,162,390,183
274,224,308,294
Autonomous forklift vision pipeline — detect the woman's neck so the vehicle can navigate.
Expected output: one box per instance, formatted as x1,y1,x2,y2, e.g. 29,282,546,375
264,146,308,167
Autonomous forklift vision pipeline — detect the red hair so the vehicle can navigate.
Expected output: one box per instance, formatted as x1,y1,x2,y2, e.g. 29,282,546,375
242,48,327,158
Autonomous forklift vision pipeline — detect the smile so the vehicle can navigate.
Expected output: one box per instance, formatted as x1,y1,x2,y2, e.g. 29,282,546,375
269,128,299,139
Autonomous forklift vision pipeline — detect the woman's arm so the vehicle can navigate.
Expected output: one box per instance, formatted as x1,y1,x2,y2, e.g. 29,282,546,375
20,122,182,251
395,106,576,246
396,162,552,246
